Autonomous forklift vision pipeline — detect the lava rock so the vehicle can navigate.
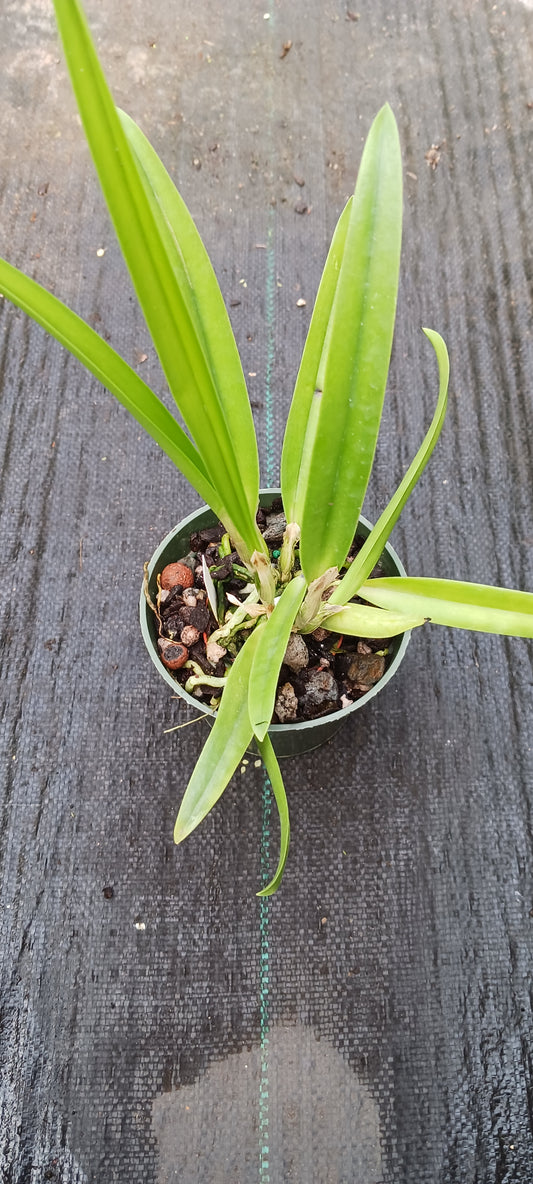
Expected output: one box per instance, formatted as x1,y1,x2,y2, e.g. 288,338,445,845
263,513,287,544
274,682,299,723
283,633,309,673
346,652,385,687
296,666,339,719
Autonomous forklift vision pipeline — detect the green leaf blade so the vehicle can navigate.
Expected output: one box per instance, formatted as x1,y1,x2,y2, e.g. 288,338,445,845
295,105,403,582
0,257,233,512
256,736,290,897
51,0,263,561
324,603,425,637
281,199,353,522
331,328,449,604
174,626,262,845
248,574,307,741
118,109,260,522
361,577,533,637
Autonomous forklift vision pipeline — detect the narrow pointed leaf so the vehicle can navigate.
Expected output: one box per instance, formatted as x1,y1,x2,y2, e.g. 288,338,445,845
281,199,353,522
361,577,533,637
324,603,425,637
118,109,260,520
295,105,403,582
51,0,263,560
331,328,449,604
174,626,263,844
201,554,219,622
249,574,307,741
0,257,231,513
256,736,290,897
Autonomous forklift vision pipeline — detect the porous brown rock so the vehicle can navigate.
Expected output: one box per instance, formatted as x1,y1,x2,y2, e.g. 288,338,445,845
283,633,309,673
346,652,385,687
274,682,299,723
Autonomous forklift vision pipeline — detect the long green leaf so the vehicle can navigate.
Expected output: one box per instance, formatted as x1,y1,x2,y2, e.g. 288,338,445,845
248,574,307,741
361,577,533,637
256,736,290,897
323,603,425,637
51,0,263,561
281,199,353,521
294,105,403,582
0,257,234,513
118,109,260,522
174,626,263,844
330,328,449,604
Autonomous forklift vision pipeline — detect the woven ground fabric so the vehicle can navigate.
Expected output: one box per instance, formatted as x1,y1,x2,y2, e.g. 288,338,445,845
1,1,533,1182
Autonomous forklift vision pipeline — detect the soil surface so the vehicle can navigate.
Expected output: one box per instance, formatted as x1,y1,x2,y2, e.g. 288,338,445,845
151,503,399,723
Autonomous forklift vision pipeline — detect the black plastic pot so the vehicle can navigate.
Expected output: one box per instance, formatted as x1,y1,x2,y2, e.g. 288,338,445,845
139,491,410,758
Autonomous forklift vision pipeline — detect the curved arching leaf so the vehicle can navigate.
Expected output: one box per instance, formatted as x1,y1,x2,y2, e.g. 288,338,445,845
330,328,449,604
249,574,307,741
256,736,291,897
51,0,264,562
0,258,230,516
323,603,425,637
361,577,533,637
118,109,260,523
174,626,263,845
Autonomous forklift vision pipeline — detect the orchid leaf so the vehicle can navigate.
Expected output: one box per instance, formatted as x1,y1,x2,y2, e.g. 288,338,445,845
174,625,263,845
331,328,449,604
361,577,533,637
323,603,425,637
289,105,403,583
0,258,237,515
281,199,353,522
256,736,290,897
249,574,307,741
51,0,264,562
201,554,219,623
118,109,260,522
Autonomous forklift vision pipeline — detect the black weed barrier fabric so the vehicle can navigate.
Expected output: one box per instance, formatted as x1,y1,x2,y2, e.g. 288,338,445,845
1,2,533,1182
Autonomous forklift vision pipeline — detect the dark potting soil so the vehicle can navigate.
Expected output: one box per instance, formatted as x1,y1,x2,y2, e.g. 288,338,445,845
152,504,398,723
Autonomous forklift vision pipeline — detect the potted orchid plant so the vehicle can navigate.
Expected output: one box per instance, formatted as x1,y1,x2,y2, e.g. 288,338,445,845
1,0,532,893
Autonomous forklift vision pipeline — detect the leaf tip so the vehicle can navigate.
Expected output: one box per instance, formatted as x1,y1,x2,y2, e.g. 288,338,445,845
173,816,191,845
252,720,270,743
374,101,399,136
